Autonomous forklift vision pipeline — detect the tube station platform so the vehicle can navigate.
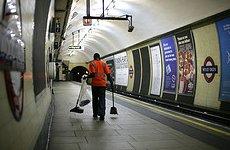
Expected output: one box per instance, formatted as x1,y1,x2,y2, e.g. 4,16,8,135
48,82,230,150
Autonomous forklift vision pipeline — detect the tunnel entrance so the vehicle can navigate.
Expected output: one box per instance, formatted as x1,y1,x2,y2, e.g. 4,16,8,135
70,66,88,82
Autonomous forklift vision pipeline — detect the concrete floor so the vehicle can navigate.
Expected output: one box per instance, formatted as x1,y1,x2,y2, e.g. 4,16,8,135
48,82,220,150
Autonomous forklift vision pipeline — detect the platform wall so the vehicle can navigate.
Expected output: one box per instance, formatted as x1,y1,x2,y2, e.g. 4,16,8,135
0,0,55,149
104,13,230,113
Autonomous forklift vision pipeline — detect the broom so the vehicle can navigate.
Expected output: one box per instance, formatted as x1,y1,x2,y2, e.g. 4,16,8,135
110,88,118,114
70,98,84,113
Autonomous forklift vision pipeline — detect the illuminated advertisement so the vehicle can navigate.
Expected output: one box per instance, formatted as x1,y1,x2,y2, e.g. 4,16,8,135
150,45,162,96
175,30,196,96
216,17,230,101
114,52,128,86
161,36,177,94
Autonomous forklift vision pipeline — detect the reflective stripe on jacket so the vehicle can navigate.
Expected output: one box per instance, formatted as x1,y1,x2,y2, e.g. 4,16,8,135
89,60,111,87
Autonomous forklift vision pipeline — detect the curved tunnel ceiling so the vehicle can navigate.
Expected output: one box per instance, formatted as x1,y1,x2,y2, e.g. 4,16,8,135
58,0,230,64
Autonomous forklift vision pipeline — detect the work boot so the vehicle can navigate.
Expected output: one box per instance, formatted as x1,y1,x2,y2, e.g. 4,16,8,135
99,115,104,121
93,114,98,119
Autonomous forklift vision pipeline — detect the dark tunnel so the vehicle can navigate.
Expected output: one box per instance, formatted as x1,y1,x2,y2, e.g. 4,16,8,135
70,66,88,82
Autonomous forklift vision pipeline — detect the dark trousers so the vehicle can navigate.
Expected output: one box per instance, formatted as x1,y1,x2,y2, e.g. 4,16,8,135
91,86,106,116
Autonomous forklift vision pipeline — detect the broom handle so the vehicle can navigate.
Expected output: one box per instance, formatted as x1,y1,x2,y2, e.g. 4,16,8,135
112,88,115,107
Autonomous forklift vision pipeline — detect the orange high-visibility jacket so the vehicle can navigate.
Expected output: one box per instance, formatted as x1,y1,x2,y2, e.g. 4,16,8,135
89,59,111,87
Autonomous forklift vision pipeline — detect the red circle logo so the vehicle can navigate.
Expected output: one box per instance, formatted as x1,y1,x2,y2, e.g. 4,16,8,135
129,65,134,78
202,56,218,83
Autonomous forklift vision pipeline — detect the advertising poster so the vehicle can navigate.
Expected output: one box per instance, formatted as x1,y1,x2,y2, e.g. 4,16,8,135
175,30,196,96
150,45,162,96
114,52,128,86
161,36,177,94
104,56,115,84
216,17,230,101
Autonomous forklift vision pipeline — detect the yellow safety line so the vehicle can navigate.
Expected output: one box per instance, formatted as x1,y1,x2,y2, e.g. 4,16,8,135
116,94,230,136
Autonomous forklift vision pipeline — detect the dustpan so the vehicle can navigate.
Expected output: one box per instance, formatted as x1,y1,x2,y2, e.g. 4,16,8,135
110,89,118,114
79,99,90,107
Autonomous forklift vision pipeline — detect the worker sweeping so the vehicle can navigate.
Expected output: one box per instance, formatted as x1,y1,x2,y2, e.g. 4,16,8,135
83,53,115,121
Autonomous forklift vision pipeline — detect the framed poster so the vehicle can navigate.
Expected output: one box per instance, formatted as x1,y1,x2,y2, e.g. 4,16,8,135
216,17,230,101
175,30,196,96
150,44,162,96
114,52,128,86
161,36,177,94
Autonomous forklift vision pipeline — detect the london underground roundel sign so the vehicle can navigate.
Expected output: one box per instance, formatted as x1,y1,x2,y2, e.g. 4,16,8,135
201,56,218,83
129,65,134,78
3,0,24,121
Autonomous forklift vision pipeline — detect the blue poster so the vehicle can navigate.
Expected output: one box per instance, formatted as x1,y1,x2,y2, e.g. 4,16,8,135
161,36,177,93
216,17,230,101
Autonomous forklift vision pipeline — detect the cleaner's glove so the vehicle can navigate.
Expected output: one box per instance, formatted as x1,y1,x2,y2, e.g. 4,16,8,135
107,74,114,92
82,74,88,80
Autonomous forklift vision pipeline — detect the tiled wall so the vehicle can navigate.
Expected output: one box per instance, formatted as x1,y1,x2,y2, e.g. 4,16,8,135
0,0,55,149
193,23,221,109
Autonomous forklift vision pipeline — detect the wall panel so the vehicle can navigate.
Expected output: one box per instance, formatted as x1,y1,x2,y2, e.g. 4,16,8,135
132,49,141,94
140,46,151,95
0,0,55,149
193,23,221,109
33,0,51,96
127,50,135,92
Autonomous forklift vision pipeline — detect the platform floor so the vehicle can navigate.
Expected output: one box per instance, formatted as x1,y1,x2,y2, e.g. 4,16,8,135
48,82,230,150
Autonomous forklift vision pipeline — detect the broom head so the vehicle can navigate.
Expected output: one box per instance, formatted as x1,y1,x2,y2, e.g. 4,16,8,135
110,106,118,114
70,106,84,113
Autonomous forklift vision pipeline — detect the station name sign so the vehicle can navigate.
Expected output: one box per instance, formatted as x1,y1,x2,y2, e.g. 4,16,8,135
68,45,82,50
201,66,218,73
201,56,218,83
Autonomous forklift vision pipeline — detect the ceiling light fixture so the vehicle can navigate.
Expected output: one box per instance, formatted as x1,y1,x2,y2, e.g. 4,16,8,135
84,0,134,32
